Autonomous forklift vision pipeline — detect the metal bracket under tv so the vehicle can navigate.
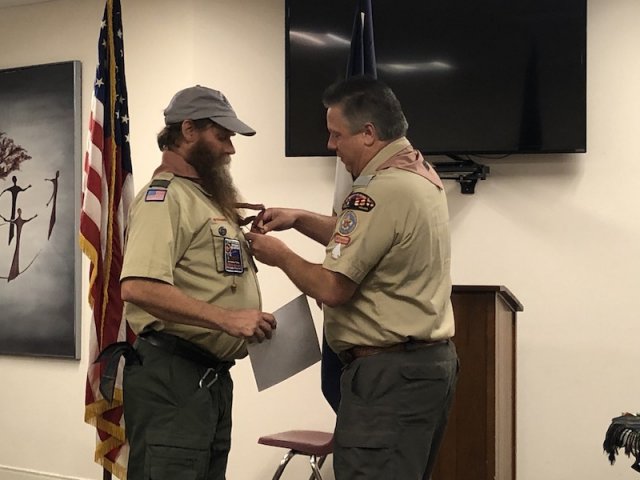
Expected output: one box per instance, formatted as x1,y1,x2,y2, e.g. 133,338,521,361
432,155,490,195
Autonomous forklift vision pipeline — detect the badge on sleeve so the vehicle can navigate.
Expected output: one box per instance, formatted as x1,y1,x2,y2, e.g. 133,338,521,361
338,211,358,235
342,192,376,212
334,234,351,245
223,238,244,273
145,188,167,202
145,178,171,202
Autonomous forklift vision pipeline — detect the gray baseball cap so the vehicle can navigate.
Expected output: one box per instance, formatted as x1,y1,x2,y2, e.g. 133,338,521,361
163,85,256,136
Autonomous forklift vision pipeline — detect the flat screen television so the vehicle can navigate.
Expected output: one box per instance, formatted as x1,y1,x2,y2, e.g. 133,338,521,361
285,0,587,157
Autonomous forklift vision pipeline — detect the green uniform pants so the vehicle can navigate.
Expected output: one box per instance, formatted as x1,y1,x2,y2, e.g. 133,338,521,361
123,339,233,480
334,340,458,480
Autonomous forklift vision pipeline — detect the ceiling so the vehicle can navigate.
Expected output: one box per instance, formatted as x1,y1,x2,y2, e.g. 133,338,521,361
0,0,55,8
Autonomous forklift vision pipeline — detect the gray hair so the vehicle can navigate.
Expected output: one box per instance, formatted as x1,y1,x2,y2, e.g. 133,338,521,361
322,76,408,140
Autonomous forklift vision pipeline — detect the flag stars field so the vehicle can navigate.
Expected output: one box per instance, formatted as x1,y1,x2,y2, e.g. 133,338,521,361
80,0,134,477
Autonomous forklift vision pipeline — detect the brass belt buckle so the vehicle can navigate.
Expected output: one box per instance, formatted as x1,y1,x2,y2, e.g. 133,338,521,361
199,367,219,388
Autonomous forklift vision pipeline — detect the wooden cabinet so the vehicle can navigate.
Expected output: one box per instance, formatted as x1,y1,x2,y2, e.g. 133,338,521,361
432,285,523,480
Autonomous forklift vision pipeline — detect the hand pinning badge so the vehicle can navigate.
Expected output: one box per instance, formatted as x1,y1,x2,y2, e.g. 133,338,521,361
235,202,265,271
235,202,266,233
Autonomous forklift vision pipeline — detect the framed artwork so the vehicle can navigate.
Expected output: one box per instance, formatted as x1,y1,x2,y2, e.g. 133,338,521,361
0,61,81,359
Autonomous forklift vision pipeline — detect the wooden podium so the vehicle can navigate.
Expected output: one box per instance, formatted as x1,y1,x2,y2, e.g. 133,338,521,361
432,285,523,480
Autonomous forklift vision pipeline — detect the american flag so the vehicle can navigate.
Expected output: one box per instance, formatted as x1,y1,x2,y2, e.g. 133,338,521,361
79,0,134,478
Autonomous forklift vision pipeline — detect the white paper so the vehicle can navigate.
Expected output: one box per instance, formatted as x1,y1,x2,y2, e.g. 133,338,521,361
247,294,321,391
333,158,352,214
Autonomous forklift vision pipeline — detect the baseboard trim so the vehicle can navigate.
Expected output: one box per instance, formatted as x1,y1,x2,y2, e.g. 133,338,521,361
0,465,90,480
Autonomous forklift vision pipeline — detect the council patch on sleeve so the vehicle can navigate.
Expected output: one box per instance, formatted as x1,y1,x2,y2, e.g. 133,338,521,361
338,211,358,235
342,192,376,212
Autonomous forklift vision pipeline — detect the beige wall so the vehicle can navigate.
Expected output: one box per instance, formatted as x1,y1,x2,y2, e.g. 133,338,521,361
0,0,639,479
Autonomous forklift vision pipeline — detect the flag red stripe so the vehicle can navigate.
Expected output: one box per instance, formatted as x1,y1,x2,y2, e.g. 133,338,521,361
81,0,134,476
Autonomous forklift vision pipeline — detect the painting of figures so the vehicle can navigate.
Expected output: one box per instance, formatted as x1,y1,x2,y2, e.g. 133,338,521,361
0,61,81,359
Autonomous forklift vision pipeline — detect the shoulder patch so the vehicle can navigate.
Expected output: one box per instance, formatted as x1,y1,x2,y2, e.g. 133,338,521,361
145,188,167,202
334,233,351,245
149,178,172,188
145,174,173,202
338,211,358,235
342,192,376,212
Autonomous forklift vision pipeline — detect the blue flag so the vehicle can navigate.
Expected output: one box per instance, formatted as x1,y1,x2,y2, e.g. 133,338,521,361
323,0,377,414
347,0,377,78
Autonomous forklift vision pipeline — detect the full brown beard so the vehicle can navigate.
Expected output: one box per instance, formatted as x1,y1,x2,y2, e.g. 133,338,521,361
186,139,239,221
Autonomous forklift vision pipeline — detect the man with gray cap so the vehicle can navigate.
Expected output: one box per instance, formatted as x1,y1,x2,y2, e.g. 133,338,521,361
120,85,276,480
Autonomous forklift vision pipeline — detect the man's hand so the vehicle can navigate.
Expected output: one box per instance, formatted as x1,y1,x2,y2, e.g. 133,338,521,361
244,231,291,267
256,208,301,233
221,309,277,343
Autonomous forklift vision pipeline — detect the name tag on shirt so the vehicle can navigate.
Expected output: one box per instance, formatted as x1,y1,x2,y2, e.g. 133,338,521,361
223,238,244,273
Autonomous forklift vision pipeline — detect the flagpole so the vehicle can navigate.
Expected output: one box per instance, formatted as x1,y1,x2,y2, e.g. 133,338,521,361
81,0,134,477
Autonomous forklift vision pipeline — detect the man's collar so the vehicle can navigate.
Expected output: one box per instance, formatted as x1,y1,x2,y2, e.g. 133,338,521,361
359,137,411,177
153,150,199,179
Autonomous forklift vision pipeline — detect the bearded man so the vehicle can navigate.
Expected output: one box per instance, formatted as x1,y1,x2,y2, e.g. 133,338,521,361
119,85,276,480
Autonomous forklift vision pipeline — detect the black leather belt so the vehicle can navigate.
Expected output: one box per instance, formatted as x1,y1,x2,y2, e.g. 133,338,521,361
340,339,449,364
136,329,234,372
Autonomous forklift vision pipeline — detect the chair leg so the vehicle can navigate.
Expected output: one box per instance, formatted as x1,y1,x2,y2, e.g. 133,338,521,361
272,450,296,480
307,455,328,480
309,454,324,480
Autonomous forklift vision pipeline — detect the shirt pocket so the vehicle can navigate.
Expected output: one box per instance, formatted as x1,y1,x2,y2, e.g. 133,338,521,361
209,220,247,274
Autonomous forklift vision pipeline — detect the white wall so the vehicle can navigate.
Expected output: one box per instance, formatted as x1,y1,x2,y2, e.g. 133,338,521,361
0,0,638,479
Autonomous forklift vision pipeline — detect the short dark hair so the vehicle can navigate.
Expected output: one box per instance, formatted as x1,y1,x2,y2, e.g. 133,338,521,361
156,118,214,151
322,76,408,141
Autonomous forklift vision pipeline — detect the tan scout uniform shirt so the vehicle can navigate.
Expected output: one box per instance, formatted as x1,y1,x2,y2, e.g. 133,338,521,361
323,137,455,353
121,160,261,360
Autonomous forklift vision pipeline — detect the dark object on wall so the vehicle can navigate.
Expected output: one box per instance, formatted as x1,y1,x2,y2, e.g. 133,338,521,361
0,61,81,359
430,157,490,194
603,414,640,473
432,285,523,480
285,0,586,157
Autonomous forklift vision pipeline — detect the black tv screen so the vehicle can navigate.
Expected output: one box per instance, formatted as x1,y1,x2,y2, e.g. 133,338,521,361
285,0,587,157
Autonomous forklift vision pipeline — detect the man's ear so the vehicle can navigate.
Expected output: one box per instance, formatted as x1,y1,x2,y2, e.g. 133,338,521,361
180,120,197,143
362,122,377,147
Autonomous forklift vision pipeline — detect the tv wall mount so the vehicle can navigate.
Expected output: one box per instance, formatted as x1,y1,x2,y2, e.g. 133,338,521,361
432,155,490,194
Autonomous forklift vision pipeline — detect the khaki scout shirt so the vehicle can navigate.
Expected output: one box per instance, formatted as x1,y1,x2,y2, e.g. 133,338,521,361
323,137,455,353
121,164,261,360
